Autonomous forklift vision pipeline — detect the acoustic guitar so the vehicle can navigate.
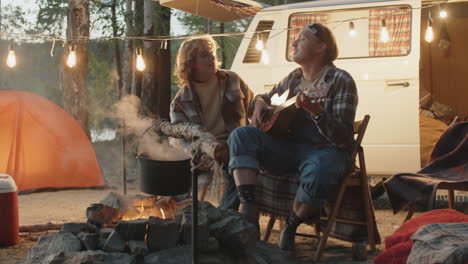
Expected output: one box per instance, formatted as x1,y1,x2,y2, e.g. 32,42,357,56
258,86,331,137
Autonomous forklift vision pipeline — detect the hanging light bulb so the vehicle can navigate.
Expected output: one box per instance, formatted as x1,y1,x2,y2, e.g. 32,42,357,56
380,19,390,43
66,44,77,68
349,21,357,36
261,50,269,65
136,48,146,72
255,34,264,51
425,15,434,43
6,45,17,68
439,9,447,18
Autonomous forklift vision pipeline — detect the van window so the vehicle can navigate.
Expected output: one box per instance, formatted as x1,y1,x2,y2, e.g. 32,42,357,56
243,20,274,63
287,5,412,60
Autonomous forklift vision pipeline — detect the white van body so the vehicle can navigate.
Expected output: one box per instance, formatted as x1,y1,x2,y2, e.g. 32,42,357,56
231,0,422,175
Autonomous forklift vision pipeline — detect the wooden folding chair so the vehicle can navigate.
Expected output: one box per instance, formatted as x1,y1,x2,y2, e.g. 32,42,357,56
263,115,377,261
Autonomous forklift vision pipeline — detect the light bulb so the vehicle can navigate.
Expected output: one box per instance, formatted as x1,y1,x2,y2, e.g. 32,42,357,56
425,26,434,42
349,21,356,37
6,49,16,68
136,48,146,72
440,10,447,18
425,18,434,43
380,20,390,43
261,50,269,65
66,46,77,68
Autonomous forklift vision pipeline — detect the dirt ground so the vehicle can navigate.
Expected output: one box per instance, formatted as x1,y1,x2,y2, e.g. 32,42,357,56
0,139,423,263
0,186,421,264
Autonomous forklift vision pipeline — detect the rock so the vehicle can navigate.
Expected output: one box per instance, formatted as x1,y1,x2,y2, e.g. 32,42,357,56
115,219,148,241
146,216,180,252
202,237,220,253
209,210,257,253
103,231,126,253
128,240,149,255
39,250,136,264
27,233,82,264
144,246,191,264
61,222,98,235
26,234,55,264
98,227,115,249
47,232,82,254
77,232,99,250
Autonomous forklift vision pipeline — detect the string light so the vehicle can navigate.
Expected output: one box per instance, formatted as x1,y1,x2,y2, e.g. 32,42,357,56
380,19,390,43
439,9,447,18
6,44,17,68
425,13,434,43
255,34,264,51
66,44,77,68
136,48,146,72
348,21,356,36
0,1,450,69
261,50,269,64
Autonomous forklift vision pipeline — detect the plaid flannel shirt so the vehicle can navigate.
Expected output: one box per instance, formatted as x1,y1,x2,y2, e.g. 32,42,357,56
250,64,358,151
170,70,253,153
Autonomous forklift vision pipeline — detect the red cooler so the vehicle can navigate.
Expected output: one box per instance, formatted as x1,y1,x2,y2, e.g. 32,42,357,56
0,174,19,246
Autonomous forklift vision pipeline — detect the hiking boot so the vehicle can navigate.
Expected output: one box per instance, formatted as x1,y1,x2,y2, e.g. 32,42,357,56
278,222,297,251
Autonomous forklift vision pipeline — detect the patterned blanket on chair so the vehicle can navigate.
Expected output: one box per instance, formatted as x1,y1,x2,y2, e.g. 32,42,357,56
384,122,468,214
256,170,381,244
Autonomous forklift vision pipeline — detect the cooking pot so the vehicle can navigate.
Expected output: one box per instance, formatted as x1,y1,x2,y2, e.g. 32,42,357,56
136,125,191,196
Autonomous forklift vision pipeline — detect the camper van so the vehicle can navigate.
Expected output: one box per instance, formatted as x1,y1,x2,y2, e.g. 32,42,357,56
231,0,468,176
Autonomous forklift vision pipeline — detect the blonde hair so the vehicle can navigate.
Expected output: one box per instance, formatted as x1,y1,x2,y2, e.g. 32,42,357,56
174,35,219,87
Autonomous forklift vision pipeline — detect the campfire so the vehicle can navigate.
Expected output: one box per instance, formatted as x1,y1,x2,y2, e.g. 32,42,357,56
25,192,294,264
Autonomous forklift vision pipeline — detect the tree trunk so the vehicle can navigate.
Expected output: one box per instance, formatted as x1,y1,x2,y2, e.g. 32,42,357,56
220,23,226,69
122,0,134,97
112,0,124,98
141,0,171,119
61,0,90,137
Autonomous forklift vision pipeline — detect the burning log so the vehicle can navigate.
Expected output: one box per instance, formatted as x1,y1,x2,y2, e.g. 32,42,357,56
151,120,229,163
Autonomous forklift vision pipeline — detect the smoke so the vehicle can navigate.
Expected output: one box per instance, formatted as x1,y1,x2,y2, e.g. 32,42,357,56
111,95,190,161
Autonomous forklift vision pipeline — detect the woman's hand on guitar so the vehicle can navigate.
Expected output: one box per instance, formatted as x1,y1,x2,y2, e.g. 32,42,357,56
295,93,323,117
250,98,267,128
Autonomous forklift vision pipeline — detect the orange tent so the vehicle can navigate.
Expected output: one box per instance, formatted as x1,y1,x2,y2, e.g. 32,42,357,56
0,91,104,192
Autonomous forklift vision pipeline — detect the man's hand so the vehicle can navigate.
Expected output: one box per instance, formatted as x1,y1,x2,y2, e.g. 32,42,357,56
295,93,323,117
250,98,267,128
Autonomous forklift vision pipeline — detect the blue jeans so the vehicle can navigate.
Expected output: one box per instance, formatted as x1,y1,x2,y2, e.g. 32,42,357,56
227,126,351,207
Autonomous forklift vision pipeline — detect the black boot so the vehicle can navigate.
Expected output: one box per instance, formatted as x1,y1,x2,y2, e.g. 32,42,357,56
278,211,303,251
237,185,260,237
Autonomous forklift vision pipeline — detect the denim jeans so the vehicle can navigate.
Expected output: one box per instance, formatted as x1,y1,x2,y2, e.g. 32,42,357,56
227,126,351,208
218,169,240,210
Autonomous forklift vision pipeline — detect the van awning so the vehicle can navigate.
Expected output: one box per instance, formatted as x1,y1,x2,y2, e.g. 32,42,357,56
159,0,266,22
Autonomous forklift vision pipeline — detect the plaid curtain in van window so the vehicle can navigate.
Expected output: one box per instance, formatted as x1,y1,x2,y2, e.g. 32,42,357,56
288,14,329,60
369,7,411,56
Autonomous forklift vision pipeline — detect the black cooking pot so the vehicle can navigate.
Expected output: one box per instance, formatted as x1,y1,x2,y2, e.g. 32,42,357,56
136,125,191,196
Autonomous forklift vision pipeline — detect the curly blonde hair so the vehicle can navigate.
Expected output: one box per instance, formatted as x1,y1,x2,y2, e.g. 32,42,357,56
174,35,219,88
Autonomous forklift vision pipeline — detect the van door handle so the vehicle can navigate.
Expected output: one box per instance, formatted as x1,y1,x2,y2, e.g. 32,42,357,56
386,82,410,87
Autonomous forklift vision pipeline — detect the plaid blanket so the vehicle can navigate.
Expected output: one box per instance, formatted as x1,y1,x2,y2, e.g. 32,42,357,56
256,170,381,244
407,222,468,264
384,122,468,213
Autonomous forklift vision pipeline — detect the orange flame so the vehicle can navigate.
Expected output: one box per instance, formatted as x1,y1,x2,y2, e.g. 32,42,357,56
160,208,166,219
